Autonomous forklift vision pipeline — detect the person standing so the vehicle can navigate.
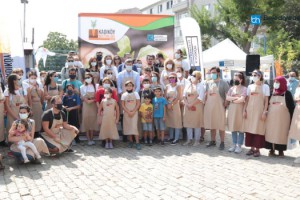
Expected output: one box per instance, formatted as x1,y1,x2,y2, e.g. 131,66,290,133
44,71,63,111
100,55,118,80
86,57,100,84
139,95,154,145
226,72,247,153
174,49,190,78
243,70,270,157
62,68,83,94
265,76,294,157
160,59,176,89
287,71,299,96
182,71,205,146
80,73,99,146
117,59,140,95
204,67,230,150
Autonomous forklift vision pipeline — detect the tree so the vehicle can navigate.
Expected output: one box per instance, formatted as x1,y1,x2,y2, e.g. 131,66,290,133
38,32,78,71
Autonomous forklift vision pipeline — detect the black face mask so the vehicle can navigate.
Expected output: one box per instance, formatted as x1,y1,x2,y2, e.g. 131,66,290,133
69,74,76,79
97,55,102,61
67,90,73,95
234,80,240,85
127,90,133,93
55,104,63,110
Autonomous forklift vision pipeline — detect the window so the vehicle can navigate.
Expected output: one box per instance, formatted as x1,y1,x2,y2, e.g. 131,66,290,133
157,4,163,13
167,0,173,9
150,8,153,14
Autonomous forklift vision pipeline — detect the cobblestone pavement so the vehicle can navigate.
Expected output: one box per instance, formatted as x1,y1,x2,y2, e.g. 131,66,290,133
1,131,300,200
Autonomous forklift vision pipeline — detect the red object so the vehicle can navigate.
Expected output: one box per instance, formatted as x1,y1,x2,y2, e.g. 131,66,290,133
95,88,118,103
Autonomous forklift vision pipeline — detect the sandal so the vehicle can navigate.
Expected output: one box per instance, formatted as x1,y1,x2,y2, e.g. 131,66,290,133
268,150,276,157
253,151,261,157
246,149,254,156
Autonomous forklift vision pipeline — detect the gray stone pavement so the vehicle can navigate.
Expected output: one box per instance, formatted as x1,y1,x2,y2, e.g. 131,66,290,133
1,131,300,200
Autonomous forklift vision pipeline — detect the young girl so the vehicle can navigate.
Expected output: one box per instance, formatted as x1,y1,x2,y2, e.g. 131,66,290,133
9,120,41,163
80,73,99,145
99,88,120,149
44,71,63,111
121,80,141,150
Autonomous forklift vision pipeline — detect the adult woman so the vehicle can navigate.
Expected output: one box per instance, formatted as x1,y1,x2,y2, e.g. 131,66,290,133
113,55,122,68
100,55,118,80
289,83,300,163
104,69,117,88
4,74,27,129
182,71,205,146
265,76,294,157
165,73,182,145
226,72,247,153
80,73,99,145
160,59,175,88
8,105,49,163
44,71,63,111
174,49,190,78
87,57,100,84
27,71,44,134
150,72,163,93
243,70,270,157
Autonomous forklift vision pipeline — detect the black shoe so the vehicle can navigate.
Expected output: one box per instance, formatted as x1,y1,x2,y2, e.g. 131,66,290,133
166,139,173,143
170,140,178,145
160,141,165,145
206,141,216,147
65,149,76,153
0,141,8,147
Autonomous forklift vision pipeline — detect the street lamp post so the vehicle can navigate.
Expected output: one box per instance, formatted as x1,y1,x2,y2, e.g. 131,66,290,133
21,0,28,43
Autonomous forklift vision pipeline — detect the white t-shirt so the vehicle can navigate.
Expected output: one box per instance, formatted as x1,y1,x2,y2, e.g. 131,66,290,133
183,82,206,101
80,84,99,97
247,84,270,96
121,92,140,101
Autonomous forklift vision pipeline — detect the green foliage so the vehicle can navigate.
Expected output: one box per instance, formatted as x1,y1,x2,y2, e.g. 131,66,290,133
39,32,78,72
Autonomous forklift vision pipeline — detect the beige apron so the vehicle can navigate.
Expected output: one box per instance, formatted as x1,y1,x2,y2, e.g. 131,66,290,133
123,92,139,136
204,81,226,130
41,110,77,153
119,73,135,118
30,87,43,132
243,84,266,135
227,86,245,132
265,94,290,144
0,88,5,142
289,102,300,140
99,99,119,140
46,85,59,111
81,90,98,132
10,138,50,158
7,92,26,129
183,84,204,128
166,85,182,129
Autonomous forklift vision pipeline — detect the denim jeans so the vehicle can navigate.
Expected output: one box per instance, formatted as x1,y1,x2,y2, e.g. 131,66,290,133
187,128,201,141
232,131,244,145
169,128,180,141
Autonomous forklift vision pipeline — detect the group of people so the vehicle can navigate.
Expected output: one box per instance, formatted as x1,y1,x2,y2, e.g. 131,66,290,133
1,49,300,167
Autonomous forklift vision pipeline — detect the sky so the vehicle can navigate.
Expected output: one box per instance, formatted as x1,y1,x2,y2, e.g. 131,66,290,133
0,0,158,48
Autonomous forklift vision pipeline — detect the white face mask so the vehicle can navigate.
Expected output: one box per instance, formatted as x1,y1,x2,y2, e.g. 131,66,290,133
68,62,74,66
91,62,97,67
126,65,132,71
19,113,28,120
29,79,36,84
104,94,110,98
166,64,173,70
107,74,113,79
136,64,142,68
143,83,150,89
40,77,45,82
191,76,197,82
252,76,259,83
106,59,112,65
176,72,182,78
85,78,92,84
103,83,110,89
74,61,79,66
175,53,181,59
274,82,280,89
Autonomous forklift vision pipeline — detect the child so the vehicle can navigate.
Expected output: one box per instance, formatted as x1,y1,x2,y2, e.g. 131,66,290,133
139,95,154,145
99,88,120,149
152,86,167,145
10,120,41,163
121,80,141,150
62,84,81,145
139,79,154,103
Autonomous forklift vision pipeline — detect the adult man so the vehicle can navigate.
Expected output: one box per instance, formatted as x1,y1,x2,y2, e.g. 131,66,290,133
117,53,138,73
156,53,165,69
287,70,299,96
61,56,83,82
41,95,79,154
146,55,160,74
174,49,190,78
117,59,140,94
204,67,230,150
62,68,82,94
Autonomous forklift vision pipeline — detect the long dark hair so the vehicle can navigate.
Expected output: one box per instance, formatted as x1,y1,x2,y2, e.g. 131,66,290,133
235,72,246,86
88,57,99,72
19,104,32,118
8,74,18,95
45,71,56,87
84,72,96,91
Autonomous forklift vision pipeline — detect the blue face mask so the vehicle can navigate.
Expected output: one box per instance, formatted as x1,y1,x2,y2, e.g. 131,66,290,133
290,77,296,81
54,77,59,83
211,73,218,80
152,77,158,83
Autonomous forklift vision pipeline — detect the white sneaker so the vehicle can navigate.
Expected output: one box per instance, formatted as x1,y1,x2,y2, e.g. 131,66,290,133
109,142,113,149
228,145,236,152
234,146,242,154
24,159,30,163
192,141,200,147
88,141,93,146
294,157,300,164
105,142,109,149
182,140,191,146
36,154,42,159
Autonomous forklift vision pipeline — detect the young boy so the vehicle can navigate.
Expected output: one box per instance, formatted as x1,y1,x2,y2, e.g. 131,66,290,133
152,86,167,145
62,84,81,144
139,95,153,145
